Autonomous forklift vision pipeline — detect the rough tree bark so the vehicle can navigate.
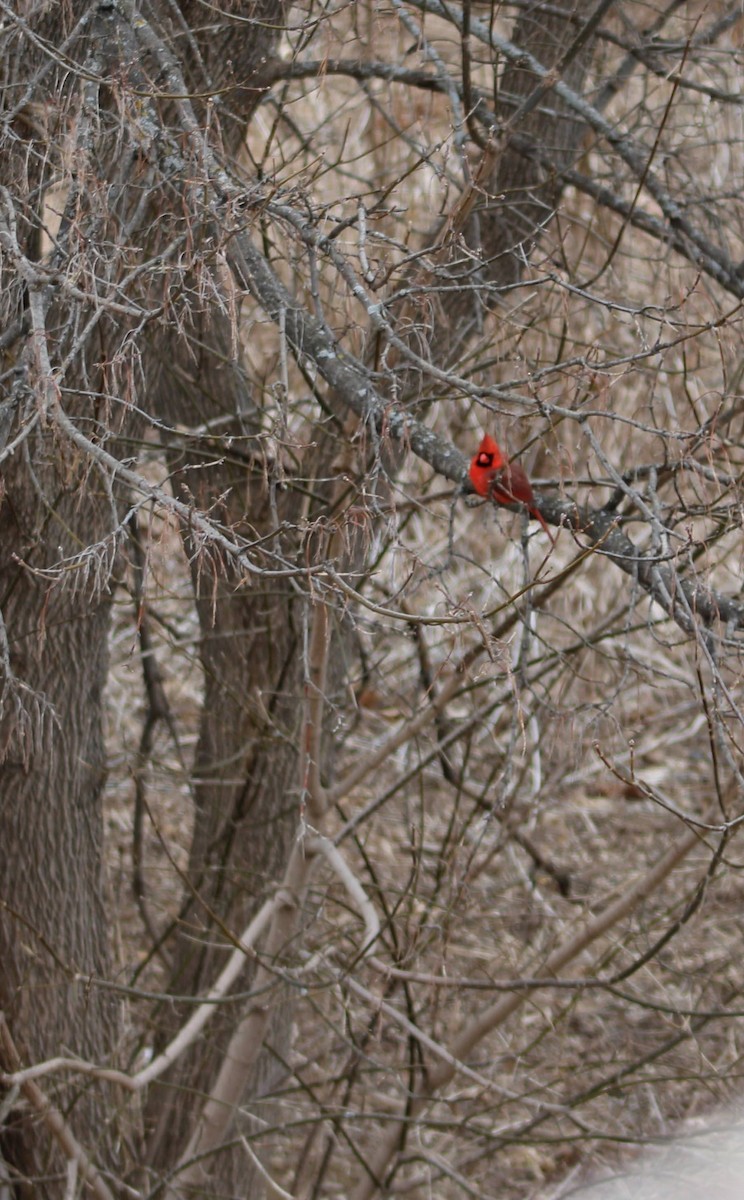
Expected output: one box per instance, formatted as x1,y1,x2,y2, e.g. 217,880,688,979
0,4,136,1184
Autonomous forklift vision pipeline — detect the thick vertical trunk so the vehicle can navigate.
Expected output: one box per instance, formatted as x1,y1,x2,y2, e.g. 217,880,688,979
0,0,294,1185
0,3,126,1184
0,406,125,1188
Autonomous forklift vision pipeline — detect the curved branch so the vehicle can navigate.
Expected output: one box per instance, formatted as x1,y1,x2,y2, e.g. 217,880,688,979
230,233,744,636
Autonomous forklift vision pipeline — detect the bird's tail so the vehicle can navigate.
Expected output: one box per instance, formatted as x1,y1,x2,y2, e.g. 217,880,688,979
531,507,556,546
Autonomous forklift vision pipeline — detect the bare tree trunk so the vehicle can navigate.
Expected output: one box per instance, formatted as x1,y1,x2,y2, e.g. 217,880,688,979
412,0,592,378
0,3,128,1184
469,0,591,283
141,321,306,1181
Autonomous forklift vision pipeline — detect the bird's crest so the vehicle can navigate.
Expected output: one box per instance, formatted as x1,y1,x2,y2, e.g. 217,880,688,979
474,433,502,471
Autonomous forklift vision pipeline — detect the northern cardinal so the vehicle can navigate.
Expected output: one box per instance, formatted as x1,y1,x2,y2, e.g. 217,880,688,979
469,434,554,543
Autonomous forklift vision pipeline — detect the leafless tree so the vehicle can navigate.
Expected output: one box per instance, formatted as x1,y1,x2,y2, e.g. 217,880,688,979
1,1,744,1197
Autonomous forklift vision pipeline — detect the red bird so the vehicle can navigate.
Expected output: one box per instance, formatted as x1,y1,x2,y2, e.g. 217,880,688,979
469,434,554,543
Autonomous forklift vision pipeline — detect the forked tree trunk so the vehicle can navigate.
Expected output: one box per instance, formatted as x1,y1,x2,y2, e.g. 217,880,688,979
0,1,290,1191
